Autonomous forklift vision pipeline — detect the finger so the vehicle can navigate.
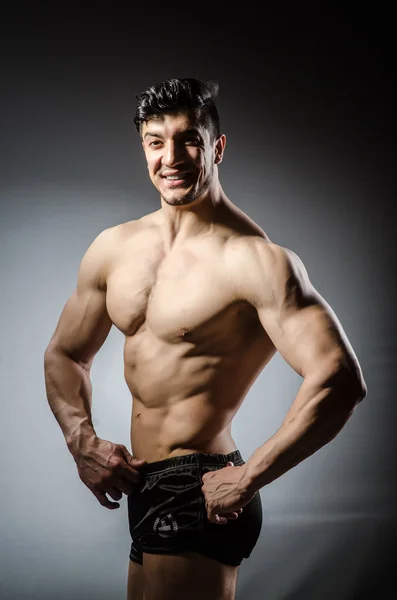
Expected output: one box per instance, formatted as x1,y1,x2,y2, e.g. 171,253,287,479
220,512,240,520
125,459,147,478
202,471,217,483
114,457,146,484
118,444,134,458
104,453,137,483
94,491,120,510
106,487,123,502
119,446,147,468
114,479,136,496
107,474,138,496
215,514,228,525
102,474,137,498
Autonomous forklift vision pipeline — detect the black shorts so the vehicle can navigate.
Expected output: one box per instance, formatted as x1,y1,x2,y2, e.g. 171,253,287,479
127,450,262,567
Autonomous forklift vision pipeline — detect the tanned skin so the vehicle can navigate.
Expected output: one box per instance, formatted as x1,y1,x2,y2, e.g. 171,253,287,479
44,108,366,600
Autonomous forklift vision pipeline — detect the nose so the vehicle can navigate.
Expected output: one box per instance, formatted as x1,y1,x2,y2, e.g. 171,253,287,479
162,140,185,168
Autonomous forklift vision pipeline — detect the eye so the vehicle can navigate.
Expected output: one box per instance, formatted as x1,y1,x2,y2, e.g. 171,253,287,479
149,140,162,147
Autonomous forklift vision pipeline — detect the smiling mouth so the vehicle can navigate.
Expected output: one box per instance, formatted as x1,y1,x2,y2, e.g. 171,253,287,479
161,174,191,187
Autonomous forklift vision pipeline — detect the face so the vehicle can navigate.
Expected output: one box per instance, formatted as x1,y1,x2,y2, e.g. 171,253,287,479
141,110,225,206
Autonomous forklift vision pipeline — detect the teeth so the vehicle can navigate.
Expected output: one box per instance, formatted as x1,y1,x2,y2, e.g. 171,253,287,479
165,175,184,180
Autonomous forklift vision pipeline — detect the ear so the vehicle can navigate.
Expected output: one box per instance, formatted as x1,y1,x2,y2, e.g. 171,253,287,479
214,134,226,165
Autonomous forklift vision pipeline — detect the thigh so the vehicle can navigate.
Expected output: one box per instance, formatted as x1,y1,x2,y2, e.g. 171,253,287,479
143,550,239,600
127,559,145,600
198,488,263,565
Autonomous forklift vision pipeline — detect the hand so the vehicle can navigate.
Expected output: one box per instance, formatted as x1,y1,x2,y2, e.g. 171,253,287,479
73,437,147,509
201,461,256,524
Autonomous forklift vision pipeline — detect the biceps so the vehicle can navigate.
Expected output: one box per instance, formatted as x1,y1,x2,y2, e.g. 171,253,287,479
258,297,350,377
48,288,112,367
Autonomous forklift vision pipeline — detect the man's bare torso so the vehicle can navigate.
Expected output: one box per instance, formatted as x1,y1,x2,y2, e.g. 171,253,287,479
104,204,277,462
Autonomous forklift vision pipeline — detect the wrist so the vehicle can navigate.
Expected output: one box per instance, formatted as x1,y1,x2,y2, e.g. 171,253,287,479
66,421,97,457
239,461,262,495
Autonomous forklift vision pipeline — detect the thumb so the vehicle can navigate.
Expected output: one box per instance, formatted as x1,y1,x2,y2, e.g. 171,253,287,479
120,446,147,465
130,456,147,465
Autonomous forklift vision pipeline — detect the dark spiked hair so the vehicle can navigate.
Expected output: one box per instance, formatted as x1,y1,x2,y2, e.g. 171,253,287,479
134,78,221,140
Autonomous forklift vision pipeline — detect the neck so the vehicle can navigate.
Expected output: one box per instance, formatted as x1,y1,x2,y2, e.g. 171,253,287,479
160,181,228,249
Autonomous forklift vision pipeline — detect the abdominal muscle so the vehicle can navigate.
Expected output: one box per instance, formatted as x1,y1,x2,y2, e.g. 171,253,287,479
124,332,263,463
130,397,238,463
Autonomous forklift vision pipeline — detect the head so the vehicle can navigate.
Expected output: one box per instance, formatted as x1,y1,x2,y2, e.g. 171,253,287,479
134,78,226,207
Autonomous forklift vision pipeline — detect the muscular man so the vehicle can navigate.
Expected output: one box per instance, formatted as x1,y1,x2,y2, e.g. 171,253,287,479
44,78,367,600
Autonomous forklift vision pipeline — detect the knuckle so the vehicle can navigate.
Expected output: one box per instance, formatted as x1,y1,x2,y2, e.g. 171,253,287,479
109,456,122,468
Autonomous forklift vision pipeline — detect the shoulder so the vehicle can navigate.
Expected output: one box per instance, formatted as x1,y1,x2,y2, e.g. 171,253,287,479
100,212,161,248
226,236,311,308
79,226,119,290
225,234,300,276
81,218,146,286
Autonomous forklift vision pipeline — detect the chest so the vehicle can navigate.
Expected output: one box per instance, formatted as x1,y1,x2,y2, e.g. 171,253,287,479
105,242,238,341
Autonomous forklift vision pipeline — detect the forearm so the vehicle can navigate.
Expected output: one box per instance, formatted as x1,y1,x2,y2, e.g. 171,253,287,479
244,372,365,493
44,348,97,455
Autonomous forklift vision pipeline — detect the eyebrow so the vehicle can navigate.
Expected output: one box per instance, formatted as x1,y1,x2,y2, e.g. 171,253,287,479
143,128,202,140
143,131,161,139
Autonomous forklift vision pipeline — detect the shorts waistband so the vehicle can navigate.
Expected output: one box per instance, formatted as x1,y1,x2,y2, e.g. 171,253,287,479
140,450,244,475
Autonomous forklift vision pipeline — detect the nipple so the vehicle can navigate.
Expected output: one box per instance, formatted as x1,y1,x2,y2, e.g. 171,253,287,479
178,327,190,338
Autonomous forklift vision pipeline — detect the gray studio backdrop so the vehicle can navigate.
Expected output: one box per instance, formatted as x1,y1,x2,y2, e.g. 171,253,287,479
1,25,394,600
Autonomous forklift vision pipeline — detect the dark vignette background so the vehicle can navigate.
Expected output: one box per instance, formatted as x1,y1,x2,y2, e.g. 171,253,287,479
0,4,395,600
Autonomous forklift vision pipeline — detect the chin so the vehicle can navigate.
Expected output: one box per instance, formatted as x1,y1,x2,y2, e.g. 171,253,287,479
163,191,198,206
